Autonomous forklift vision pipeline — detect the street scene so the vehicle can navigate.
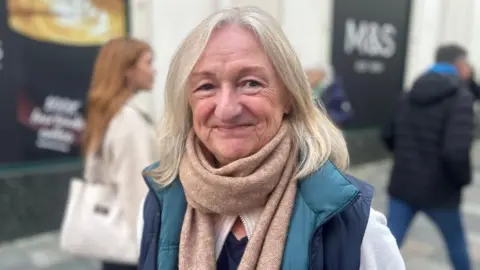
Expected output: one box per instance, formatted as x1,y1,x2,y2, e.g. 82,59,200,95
1,0,480,270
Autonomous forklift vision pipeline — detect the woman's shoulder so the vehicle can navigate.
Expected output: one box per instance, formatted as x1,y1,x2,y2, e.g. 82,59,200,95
298,164,374,214
111,106,145,127
106,105,153,140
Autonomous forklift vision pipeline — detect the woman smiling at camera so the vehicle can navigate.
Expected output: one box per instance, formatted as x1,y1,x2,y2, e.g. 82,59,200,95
138,6,404,270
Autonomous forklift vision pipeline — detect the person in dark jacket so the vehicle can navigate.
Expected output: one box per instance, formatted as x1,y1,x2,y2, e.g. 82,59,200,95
138,6,404,270
382,44,474,270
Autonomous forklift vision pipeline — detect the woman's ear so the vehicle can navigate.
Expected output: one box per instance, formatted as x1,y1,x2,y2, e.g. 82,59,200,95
125,67,133,79
284,95,293,115
125,67,136,86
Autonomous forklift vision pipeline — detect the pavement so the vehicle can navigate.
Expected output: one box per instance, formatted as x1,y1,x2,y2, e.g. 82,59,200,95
2,144,480,270
350,159,480,270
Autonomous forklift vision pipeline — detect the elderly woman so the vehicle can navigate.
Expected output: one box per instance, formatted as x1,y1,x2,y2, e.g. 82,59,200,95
138,6,404,270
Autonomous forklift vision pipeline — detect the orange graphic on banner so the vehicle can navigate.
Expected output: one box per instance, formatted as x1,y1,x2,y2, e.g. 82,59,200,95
7,0,126,46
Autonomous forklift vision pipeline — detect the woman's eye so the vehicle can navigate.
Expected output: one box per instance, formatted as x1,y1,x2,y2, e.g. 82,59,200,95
197,83,215,91
242,80,262,88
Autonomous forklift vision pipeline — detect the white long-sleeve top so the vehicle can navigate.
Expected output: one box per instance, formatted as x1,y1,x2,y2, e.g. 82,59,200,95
360,209,405,270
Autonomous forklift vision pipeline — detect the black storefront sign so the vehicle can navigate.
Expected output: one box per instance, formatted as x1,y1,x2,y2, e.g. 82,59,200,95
0,1,128,165
0,2,21,163
332,0,411,128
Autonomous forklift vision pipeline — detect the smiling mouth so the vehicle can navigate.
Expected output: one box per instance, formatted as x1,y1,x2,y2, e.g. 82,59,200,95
215,125,253,132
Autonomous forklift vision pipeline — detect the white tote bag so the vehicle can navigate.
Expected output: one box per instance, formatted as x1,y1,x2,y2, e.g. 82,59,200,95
59,177,138,264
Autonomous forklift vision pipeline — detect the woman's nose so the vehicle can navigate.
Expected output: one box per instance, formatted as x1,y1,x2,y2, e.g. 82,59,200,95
214,84,242,122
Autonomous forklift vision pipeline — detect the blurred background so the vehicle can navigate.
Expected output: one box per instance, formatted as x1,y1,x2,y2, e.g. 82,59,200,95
1,0,480,269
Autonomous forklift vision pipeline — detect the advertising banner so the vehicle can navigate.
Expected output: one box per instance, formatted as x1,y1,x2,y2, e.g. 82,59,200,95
0,0,127,164
0,2,21,163
331,0,411,128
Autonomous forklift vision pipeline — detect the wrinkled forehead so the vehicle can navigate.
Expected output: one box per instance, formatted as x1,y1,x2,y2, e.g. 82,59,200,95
191,24,273,75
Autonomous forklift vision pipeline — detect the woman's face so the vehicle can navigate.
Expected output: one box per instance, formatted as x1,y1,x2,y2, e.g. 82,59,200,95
128,50,155,90
188,24,291,166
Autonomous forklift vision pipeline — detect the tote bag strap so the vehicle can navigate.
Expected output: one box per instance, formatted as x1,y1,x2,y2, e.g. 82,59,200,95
83,153,106,184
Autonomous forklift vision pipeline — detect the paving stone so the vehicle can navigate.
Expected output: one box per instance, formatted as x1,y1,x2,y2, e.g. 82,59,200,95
469,242,480,262
402,239,436,258
348,141,480,269
45,260,100,270
404,257,450,270
0,246,35,270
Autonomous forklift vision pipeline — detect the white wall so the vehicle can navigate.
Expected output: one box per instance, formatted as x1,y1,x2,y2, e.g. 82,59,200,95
403,0,445,89
439,0,474,46
129,0,152,44
129,0,480,119
128,0,155,115
404,0,480,87
281,0,332,68
231,0,281,20
471,0,480,80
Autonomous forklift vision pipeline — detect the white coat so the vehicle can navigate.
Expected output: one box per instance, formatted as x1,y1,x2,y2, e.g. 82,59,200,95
84,93,157,257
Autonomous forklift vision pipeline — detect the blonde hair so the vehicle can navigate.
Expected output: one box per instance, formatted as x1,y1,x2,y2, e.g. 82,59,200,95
152,6,349,186
83,37,151,154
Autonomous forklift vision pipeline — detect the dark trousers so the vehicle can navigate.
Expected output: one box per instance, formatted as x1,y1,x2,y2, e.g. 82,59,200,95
102,262,137,270
387,198,471,270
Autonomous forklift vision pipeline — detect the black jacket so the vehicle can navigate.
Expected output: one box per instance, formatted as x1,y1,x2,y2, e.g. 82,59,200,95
382,73,474,208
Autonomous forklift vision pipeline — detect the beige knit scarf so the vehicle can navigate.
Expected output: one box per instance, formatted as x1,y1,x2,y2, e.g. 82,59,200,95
178,122,299,270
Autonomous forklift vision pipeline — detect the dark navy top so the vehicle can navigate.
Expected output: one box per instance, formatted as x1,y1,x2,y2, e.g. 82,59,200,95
216,232,248,270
